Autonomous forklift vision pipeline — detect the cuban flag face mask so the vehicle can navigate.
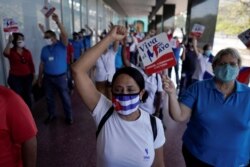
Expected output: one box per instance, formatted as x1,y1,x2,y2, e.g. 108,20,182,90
112,93,141,115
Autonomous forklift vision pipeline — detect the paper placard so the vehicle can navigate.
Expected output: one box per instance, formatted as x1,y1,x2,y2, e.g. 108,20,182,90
3,18,19,32
191,24,205,38
137,33,176,75
41,3,56,18
238,29,250,48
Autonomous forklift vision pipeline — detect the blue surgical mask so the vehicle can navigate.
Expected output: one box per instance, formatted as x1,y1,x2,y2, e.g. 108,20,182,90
112,93,140,115
204,50,211,57
213,64,239,82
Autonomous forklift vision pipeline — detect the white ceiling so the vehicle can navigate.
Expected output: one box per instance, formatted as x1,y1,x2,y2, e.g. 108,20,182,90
116,0,156,17
115,0,188,17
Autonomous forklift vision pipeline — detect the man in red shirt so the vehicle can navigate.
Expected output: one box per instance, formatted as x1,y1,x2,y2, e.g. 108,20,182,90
0,86,37,167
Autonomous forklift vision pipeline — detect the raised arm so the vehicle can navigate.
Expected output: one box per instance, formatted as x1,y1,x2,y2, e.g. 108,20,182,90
52,13,68,46
71,26,126,111
162,75,192,122
192,37,200,57
85,24,93,37
121,37,131,67
38,23,46,35
3,35,13,56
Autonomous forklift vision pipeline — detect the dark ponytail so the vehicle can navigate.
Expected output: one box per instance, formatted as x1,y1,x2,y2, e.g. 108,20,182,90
141,91,148,103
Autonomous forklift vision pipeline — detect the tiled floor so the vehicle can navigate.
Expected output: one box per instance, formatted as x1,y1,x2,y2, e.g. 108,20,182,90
32,90,186,167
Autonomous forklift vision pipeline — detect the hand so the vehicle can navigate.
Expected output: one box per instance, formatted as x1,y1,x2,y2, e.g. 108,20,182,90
8,35,13,43
162,75,176,95
109,26,126,41
52,13,60,23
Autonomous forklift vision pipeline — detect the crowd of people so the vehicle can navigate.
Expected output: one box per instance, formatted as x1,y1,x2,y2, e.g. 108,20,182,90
1,11,250,167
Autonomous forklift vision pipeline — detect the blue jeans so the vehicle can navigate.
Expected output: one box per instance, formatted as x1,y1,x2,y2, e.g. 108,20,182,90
44,73,72,119
8,74,33,109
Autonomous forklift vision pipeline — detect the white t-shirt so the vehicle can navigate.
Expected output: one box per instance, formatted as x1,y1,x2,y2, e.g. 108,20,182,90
140,73,163,114
95,48,116,82
131,65,163,114
92,95,165,167
192,54,213,80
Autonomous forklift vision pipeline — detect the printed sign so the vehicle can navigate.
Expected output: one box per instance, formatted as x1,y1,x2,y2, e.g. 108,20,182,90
191,24,205,38
3,18,19,32
238,29,250,48
137,33,176,75
41,3,56,18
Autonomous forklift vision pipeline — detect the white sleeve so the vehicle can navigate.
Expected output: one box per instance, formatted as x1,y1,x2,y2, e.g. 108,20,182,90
92,94,113,127
154,117,166,149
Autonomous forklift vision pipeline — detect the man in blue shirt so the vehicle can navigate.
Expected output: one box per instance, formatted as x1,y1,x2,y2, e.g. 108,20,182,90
69,32,84,61
38,13,73,125
80,25,93,51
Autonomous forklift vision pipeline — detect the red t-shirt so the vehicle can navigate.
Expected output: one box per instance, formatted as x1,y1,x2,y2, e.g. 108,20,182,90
0,86,37,167
67,43,74,64
4,48,35,76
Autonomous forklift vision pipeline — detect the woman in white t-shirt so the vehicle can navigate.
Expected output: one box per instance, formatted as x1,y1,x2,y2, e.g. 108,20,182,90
72,26,165,167
95,30,118,99
192,38,214,82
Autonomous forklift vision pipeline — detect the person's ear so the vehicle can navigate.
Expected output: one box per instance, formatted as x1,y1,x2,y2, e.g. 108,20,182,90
139,89,145,101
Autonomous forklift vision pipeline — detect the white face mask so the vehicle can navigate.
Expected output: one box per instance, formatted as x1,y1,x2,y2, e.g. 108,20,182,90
17,40,25,48
45,38,53,45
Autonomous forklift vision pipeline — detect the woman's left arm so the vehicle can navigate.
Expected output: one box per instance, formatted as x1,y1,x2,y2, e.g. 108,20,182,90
152,146,165,167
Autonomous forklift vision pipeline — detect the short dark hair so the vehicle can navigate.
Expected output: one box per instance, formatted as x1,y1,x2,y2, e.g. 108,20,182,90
44,30,57,38
80,28,86,33
73,32,78,36
12,32,24,47
111,67,148,102
203,44,211,51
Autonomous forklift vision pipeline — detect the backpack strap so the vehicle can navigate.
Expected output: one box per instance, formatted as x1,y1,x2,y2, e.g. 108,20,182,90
96,106,114,139
150,115,157,141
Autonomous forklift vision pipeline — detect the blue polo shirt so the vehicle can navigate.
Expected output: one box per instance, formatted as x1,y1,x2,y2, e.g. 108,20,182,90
115,45,123,69
69,39,84,60
179,78,250,166
83,35,91,50
41,41,67,75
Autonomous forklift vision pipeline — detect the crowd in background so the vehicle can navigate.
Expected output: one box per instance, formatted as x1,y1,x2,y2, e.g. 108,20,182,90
1,11,250,167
